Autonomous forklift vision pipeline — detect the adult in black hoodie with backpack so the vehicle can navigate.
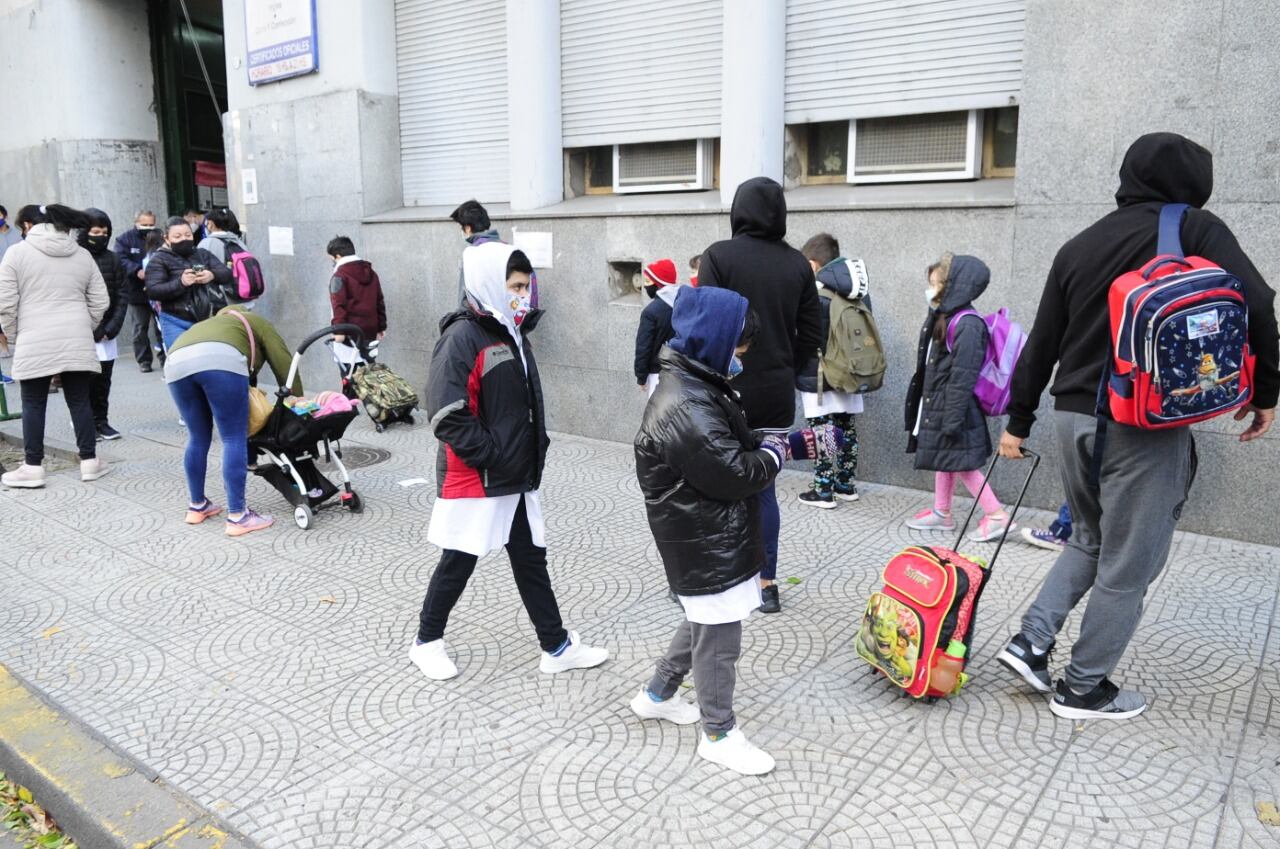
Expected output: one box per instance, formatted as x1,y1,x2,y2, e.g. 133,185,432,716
997,133,1279,721
699,177,824,613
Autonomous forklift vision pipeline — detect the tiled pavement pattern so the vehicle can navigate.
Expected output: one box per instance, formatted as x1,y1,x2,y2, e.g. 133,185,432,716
1,365,1278,849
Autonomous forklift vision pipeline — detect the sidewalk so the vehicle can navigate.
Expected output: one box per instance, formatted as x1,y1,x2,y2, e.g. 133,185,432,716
1,364,1277,849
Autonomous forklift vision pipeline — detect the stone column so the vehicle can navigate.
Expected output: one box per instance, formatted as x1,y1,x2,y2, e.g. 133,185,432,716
506,0,563,211
718,0,786,204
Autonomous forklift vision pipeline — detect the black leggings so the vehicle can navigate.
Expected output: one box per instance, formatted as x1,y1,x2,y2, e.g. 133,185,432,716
90,359,115,426
19,372,97,464
417,498,568,652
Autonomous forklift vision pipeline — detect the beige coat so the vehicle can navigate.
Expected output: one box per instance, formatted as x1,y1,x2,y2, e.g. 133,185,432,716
0,225,108,380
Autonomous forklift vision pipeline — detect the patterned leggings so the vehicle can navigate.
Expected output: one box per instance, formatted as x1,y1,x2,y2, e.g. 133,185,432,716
806,413,859,494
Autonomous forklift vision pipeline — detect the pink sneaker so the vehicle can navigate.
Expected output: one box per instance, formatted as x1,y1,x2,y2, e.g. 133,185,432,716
225,509,274,537
970,512,1016,543
906,507,956,531
185,499,224,525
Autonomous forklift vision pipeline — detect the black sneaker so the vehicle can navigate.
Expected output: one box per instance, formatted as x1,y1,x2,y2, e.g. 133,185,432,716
759,584,781,614
833,483,860,502
996,633,1054,693
97,424,122,441
138,362,153,373
1049,678,1147,720
799,490,836,510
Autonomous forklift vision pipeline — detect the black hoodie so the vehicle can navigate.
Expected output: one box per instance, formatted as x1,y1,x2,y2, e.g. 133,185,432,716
79,208,129,342
1007,133,1279,437
699,177,823,428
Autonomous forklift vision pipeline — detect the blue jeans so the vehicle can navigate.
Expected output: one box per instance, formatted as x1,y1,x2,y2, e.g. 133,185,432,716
1049,503,1073,542
167,369,249,513
757,482,780,581
158,312,193,350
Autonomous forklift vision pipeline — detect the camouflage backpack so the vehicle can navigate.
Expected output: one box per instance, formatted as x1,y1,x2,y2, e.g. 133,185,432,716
818,259,886,396
352,362,418,423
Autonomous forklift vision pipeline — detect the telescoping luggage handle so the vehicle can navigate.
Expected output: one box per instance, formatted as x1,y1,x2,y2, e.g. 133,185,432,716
953,448,1041,574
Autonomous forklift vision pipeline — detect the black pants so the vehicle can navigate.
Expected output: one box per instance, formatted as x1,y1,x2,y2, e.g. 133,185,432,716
20,372,96,464
130,303,163,366
90,359,114,426
417,498,568,652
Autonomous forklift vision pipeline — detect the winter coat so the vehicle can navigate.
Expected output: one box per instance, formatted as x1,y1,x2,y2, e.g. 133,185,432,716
1007,132,1280,438
0,225,109,380
143,245,233,324
329,258,387,342
87,245,128,341
904,255,992,472
632,289,677,384
795,257,872,393
113,227,152,304
635,286,779,596
699,177,823,428
426,305,549,499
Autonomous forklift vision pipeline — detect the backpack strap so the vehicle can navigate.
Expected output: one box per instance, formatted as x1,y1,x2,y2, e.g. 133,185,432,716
227,308,257,372
1157,203,1190,258
945,309,980,352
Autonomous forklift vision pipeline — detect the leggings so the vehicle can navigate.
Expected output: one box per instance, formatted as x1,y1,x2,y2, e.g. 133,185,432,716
934,469,1002,516
166,369,250,513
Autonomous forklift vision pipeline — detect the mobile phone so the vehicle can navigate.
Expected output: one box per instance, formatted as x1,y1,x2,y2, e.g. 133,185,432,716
190,263,206,274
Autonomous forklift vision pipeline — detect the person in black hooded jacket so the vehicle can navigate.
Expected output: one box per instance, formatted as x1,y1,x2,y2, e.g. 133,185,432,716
80,208,128,439
698,176,823,613
996,133,1279,722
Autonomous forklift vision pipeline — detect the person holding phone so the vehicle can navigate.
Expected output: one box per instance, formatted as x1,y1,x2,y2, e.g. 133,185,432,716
143,217,232,348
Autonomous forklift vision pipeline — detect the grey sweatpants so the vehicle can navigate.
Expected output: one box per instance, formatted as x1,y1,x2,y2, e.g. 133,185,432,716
1021,411,1194,691
647,619,743,735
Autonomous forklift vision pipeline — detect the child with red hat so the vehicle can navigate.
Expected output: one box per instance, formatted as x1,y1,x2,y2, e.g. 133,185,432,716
633,258,685,398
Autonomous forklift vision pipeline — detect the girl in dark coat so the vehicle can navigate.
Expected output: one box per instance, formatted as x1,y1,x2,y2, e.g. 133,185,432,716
904,253,1012,542
80,208,129,439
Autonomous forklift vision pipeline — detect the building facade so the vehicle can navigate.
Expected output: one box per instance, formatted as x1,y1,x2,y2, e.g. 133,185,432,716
3,0,1278,543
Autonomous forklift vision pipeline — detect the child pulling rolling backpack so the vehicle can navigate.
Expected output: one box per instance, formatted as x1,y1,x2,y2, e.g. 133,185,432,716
857,450,1040,701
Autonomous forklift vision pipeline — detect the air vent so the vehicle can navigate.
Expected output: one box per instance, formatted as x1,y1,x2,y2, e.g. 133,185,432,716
614,139,714,193
850,111,982,183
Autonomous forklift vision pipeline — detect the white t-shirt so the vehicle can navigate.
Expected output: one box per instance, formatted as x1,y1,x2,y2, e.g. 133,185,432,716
678,574,762,625
801,390,864,419
427,491,545,557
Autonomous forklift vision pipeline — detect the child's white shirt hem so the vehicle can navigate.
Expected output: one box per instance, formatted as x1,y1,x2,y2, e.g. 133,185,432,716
800,390,863,419
427,491,544,556
678,573,762,625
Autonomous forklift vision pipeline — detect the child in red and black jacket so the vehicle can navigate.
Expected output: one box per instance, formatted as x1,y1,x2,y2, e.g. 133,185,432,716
326,235,387,354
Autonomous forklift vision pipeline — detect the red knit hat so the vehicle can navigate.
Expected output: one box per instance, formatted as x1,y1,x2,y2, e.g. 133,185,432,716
643,258,678,288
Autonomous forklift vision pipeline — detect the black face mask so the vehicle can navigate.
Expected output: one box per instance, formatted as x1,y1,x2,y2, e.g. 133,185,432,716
171,239,196,258
84,235,109,254
644,284,660,300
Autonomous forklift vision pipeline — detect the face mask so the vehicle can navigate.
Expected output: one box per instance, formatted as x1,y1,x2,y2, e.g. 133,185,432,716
85,235,109,254
925,287,939,306
509,293,531,327
171,239,196,258
0,217,6,228
727,355,744,379
644,284,660,300
137,226,155,234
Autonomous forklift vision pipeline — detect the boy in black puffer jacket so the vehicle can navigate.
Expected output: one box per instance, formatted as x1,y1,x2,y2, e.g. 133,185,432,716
631,285,782,776
80,208,129,440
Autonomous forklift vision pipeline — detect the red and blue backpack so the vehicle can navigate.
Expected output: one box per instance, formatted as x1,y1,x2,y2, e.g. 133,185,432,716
1101,203,1254,429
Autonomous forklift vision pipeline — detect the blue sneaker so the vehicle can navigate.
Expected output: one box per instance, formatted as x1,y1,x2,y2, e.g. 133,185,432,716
0,373,12,384
1021,527,1066,552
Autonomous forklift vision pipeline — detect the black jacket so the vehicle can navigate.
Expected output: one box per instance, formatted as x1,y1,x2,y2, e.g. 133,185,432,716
633,295,675,384
87,247,128,341
699,177,824,428
795,258,872,393
636,351,778,595
143,246,234,324
426,306,549,498
905,256,993,472
113,227,151,305
1007,132,1280,438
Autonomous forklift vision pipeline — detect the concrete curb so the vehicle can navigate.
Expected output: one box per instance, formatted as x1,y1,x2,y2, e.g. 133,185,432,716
0,664,259,849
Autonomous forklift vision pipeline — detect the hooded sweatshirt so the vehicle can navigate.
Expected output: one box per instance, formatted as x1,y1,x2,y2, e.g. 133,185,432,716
699,177,823,429
329,256,387,341
0,224,109,380
1007,133,1280,437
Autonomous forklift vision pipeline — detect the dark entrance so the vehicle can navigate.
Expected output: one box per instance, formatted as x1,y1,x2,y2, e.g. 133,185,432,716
148,0,227,215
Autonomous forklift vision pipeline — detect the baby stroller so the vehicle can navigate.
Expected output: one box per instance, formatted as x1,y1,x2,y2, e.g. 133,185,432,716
250,324,365,530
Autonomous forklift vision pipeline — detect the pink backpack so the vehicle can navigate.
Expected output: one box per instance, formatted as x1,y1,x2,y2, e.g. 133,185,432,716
227,239,266,300
946,308,1028,416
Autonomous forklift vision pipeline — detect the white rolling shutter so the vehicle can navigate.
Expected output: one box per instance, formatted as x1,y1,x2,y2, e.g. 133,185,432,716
785,0,1025,124
561,0,722,148
396,0,509,205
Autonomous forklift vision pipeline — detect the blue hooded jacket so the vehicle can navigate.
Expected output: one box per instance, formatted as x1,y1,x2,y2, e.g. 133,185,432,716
668,286,748,377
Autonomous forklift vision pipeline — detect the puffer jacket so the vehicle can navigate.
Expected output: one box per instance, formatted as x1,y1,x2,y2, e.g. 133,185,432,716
0,225,108,380
796,257,872,393
426,305,549,498
904,255,992,472
143,245,233,324
634,287,779,596
83,237,129,342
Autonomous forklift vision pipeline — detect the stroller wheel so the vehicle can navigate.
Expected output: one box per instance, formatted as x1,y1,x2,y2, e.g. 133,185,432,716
293,505,313,530
375,422,386,433
347,492,364,513
404,413,416,425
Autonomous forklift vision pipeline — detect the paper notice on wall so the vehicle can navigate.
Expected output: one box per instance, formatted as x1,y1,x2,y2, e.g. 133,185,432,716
512,230,553,269
242,168,259,205
268,226,294,256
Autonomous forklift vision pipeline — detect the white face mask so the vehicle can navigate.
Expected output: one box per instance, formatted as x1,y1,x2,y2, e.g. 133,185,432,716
925,287,938,306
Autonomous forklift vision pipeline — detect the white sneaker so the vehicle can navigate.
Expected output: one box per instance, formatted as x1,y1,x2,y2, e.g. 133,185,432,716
409,639,458,681
629,688,701,725
80,457,110,482
697,728,775,775
539,630,609,674
1,463,45,489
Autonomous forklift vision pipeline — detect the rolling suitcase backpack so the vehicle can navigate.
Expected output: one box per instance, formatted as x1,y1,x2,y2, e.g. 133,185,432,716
856,450,1041,701
352,360,419,432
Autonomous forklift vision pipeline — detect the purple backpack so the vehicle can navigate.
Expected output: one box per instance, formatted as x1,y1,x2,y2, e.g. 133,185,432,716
946,308,1028,416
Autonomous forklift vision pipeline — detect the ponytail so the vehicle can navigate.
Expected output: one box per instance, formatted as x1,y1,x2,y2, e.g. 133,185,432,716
17,203,89,234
